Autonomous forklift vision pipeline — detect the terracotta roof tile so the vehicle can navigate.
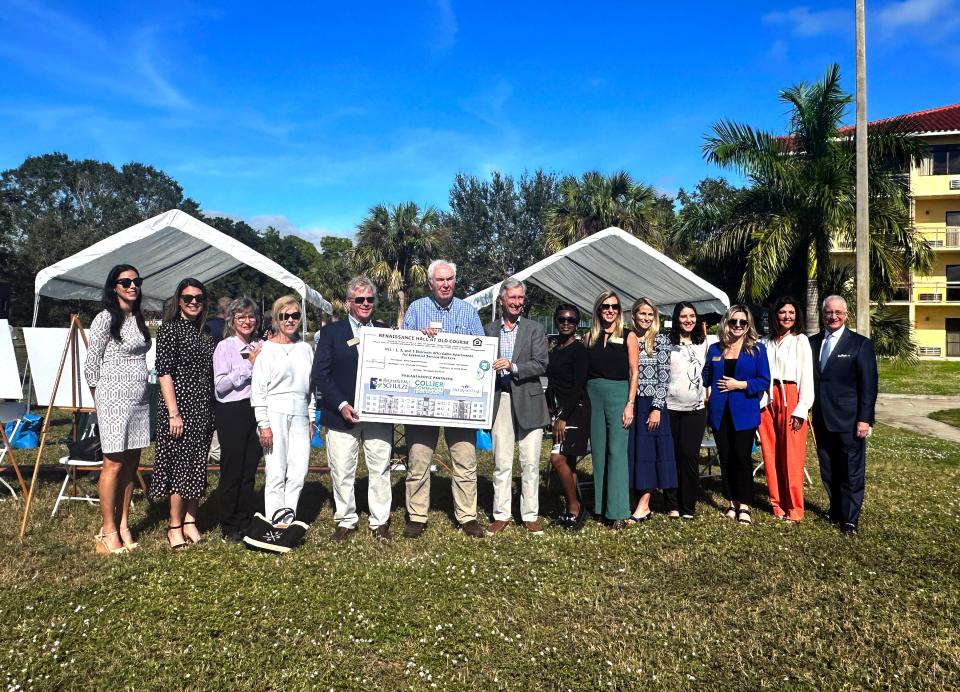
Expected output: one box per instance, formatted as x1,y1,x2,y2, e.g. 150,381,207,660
837,103,960,135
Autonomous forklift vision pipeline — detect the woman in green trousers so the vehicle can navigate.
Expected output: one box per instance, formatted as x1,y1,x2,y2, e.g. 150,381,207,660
585,290,639,529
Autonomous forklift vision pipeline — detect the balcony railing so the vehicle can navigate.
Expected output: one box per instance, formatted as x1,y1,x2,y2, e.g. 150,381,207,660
832,226,960,252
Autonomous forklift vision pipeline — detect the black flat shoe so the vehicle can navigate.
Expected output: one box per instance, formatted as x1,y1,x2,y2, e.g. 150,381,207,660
627,511,652,524
609,519,628,531
571,507,588,531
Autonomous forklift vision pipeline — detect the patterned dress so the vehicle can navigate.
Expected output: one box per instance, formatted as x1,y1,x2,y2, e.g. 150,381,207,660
83,310,150,454
628,332,678,491
150,319,216,500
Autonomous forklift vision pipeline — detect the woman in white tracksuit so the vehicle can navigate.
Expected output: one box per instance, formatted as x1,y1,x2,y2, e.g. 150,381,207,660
251,295,314,523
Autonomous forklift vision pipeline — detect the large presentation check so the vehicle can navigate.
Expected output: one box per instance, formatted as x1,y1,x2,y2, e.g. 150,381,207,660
354,328,498,429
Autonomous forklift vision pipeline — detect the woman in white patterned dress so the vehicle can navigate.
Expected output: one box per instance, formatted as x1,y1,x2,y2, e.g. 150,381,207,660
84,264,152,554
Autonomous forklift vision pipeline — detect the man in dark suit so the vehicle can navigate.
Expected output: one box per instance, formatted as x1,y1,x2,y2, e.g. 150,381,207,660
483,279,550,535
809,295,878,534
310,276,393,541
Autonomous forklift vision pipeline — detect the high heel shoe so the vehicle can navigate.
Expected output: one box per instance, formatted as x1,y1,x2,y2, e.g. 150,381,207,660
167,524,188,550
119,527,140,551
95,530,127,555
183,520,203,544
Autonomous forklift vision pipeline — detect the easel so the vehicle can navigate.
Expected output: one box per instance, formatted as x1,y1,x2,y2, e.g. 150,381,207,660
19,315,94,541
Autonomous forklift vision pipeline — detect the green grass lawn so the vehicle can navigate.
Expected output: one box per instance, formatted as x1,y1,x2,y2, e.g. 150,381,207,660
879,360,960,395
2,421,959,689
930,408,960,430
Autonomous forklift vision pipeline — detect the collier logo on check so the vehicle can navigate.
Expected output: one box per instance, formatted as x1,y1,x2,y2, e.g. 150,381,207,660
412,379,445,394
368,377,407,392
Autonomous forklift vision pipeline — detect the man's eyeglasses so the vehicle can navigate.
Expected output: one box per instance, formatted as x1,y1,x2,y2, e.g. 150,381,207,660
728,319,749,328
556,316,578,325
279,311,302,322
352,297,376,305
116,277,143,289
824,311,847,317
599,303,621,312
180,294,204,305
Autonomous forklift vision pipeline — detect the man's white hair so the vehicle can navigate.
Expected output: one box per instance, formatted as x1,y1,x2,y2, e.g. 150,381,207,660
427,259,457,285
821,295,848,310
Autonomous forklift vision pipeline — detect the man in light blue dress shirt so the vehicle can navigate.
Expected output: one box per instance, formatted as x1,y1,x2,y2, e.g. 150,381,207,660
400,260,485,539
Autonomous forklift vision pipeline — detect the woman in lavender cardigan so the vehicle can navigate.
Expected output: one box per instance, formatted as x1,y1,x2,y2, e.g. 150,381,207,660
212,297,263,543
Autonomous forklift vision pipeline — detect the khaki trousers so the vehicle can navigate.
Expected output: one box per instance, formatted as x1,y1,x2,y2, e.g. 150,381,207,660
491,392,543,522
326,422,394,529
405,425,477,524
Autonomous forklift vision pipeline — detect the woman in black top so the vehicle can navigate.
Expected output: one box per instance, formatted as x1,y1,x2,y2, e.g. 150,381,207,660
547,304,591,530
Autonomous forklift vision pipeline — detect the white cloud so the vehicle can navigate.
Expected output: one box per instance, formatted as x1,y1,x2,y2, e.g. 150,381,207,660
763,6,852,37
432,0,458,53
205,210,350,245
874,0,960,40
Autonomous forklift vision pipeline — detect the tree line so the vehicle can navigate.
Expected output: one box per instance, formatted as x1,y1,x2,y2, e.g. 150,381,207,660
0,65,927,357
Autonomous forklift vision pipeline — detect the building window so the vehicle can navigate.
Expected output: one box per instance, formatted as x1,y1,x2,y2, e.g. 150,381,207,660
949,265,960,302
919,145,960,175
947,318,960,358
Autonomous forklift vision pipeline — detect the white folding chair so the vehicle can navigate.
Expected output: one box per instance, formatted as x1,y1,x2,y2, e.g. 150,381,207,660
699,429,721,479
51,413,103,517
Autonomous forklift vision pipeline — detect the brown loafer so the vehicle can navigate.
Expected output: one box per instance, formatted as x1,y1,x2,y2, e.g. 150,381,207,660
523,520,544,534
371,525,392,542
403,521,427,539
459,520,485,538
486,519,511,535
329,525,356,542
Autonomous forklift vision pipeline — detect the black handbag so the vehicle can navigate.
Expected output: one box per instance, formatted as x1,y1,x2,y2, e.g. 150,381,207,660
67,435,103,461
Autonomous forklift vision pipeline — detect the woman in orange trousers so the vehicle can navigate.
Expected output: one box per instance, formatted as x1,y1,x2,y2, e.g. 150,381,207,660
759,297,814,522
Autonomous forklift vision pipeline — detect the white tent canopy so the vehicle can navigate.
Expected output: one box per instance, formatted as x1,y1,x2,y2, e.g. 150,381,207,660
465,227,729,317
33,209,332,322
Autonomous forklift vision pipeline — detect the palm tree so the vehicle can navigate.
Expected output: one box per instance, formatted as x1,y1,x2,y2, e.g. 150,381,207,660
351,202,449,327
544,170,660,252
693,63,931,332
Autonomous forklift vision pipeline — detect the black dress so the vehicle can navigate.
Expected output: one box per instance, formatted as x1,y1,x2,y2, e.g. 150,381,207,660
546,340,591,458
150,319,216,500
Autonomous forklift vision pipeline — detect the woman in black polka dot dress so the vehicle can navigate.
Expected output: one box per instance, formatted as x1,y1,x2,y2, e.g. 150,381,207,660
150,278,216,548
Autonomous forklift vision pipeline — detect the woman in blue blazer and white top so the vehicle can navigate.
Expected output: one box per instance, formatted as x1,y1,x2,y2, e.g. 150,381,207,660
703,305,770,525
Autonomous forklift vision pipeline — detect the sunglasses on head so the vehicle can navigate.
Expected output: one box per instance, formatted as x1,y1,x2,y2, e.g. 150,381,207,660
116,277,143,289
556,316,578,325
279,311,302,322
352,296,375,305
728,318,749,328
180,294,204,305
599,303,620,312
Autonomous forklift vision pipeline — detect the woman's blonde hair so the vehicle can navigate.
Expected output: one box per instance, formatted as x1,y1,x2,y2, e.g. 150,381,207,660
271,295,302,340
585,290,624,347
718,304,759,354
631,297,660,356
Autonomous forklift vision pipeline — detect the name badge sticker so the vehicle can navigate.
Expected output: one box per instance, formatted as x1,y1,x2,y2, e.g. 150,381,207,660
347,337,360,347
609,336,624,345
430,321,443,330
712,356,722,361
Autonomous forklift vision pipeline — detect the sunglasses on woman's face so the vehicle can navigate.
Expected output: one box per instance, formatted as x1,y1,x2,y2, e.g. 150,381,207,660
116,277,143,289
180,294,204,305
279,311,302,322
556,316,578,324
728,318,749,328
599,303,620,312
352,296,375,305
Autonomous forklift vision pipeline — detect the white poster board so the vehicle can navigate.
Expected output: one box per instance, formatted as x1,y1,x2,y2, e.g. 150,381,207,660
0,320,23,400
22,328,95,408
353,328,498,429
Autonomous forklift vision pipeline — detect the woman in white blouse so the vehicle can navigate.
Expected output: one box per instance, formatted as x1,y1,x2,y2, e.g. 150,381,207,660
251,296,314,524
759,296,814,522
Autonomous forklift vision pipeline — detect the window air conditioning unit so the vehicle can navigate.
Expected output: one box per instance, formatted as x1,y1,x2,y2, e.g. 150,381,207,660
918,346,942,357
950,179,960,190
919,292,942,301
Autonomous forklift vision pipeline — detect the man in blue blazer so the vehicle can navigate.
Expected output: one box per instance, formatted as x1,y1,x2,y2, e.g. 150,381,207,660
809,295,878,534
310,276,393,541
483,279,550,535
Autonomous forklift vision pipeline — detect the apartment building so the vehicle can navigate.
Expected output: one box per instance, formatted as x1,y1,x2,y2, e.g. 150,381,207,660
834,104,960,358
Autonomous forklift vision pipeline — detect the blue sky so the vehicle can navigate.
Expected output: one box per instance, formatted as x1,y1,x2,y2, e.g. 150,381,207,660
2,0,959,242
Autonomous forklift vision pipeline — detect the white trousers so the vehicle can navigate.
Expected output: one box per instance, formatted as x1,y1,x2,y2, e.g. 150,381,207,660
326,422,394,529
491,392,544,522
263,410,311,521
